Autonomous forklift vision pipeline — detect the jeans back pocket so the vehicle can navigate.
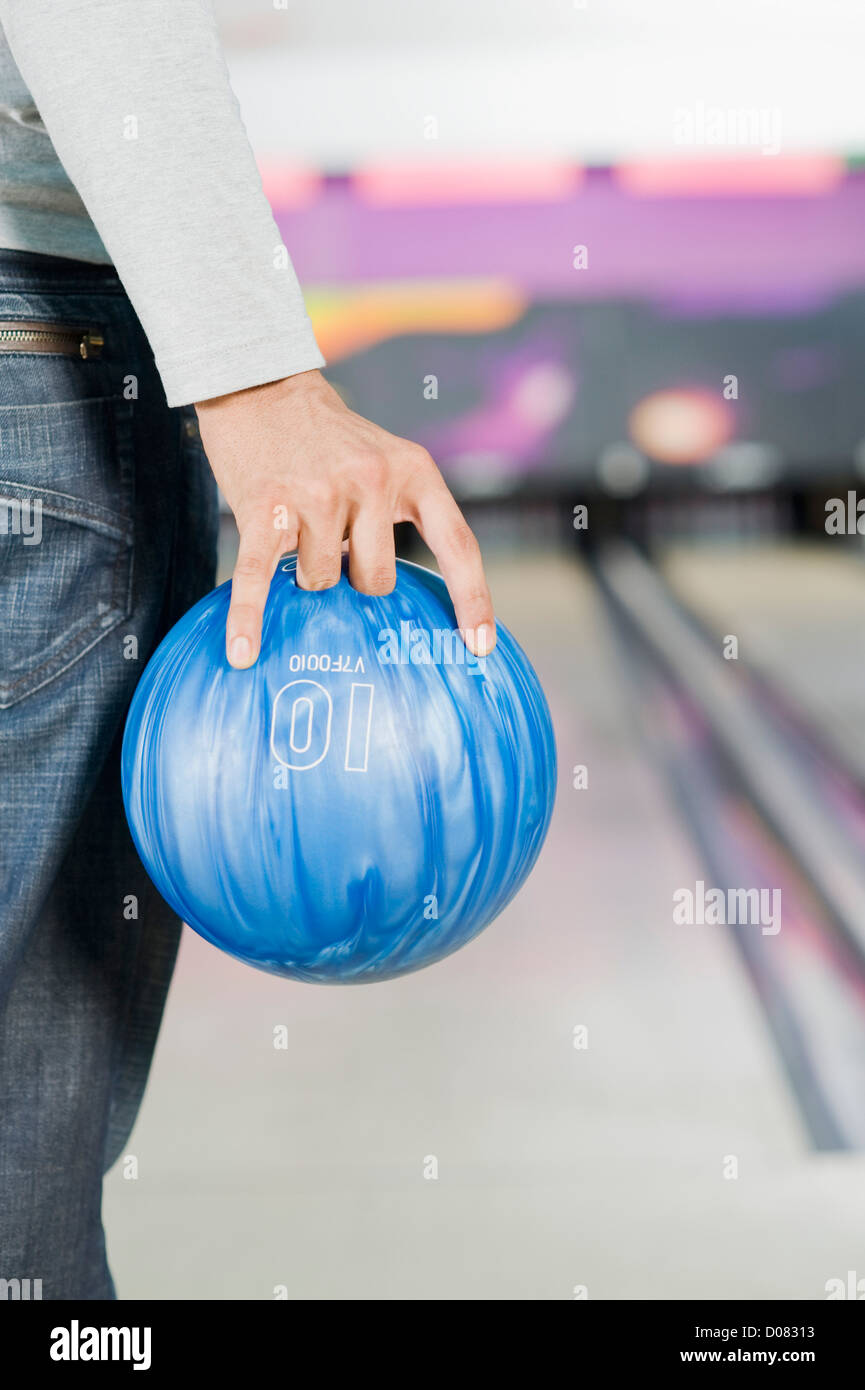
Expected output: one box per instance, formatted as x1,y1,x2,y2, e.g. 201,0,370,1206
0,396,134,708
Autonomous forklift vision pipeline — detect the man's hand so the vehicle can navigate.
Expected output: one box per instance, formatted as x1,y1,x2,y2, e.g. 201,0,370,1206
195,369,495,670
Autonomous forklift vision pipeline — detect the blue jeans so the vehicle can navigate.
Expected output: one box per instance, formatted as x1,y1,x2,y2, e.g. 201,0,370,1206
0,250,218,1299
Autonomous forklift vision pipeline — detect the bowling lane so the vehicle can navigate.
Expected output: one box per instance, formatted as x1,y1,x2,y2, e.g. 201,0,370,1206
661,541,865,782
104,550,865,1300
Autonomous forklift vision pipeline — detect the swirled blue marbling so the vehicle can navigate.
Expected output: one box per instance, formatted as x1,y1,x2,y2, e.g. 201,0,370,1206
121,557,556,983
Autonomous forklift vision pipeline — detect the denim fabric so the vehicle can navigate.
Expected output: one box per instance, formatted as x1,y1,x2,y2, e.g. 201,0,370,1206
0,250,218,1299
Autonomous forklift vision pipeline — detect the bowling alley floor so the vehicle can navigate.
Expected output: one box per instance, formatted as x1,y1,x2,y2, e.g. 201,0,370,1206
103,548,865,1300
663,539,865,780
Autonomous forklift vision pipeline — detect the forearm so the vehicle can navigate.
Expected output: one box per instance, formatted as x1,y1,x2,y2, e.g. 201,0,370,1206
0,0,324,405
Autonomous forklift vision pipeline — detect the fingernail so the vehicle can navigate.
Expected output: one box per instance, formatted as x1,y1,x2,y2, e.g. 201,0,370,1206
473,623,496,656
228,635,253,668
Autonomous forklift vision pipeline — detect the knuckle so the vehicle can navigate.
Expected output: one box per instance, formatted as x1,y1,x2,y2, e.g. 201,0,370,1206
409,443,434,468
302,479,338,511
301,552,342,589
227,600,262,626
233,553,268,581
364,566,397,595
234,551,269,580
304,575,340,592
403,445,437,486
353,451,389,490
448,521,480,560
462,589,491,612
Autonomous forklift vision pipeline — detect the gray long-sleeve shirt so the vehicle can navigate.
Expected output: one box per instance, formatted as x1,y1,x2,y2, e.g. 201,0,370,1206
0,0,325,406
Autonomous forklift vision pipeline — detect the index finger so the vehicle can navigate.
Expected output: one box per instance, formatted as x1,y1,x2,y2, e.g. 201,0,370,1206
226,521,282,668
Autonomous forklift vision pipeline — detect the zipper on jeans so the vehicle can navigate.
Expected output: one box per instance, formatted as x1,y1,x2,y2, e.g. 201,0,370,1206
0,320,104,359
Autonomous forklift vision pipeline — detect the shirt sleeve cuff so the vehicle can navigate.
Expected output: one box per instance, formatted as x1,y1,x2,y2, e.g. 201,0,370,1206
158,325,327,408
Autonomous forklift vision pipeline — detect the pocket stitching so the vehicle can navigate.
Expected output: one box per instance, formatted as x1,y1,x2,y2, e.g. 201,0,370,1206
0,600,128,704
0,611,130,708
1,515,132,700
0,394,134,706
0,477,131,541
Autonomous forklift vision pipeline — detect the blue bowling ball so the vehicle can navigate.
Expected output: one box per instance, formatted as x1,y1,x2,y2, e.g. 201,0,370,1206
121,556,556,983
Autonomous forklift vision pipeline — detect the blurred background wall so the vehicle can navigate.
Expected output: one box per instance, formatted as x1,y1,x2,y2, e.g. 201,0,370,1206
210,0,865,510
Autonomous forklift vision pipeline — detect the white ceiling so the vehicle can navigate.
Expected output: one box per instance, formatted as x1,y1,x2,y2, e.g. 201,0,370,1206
213,0,865,164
